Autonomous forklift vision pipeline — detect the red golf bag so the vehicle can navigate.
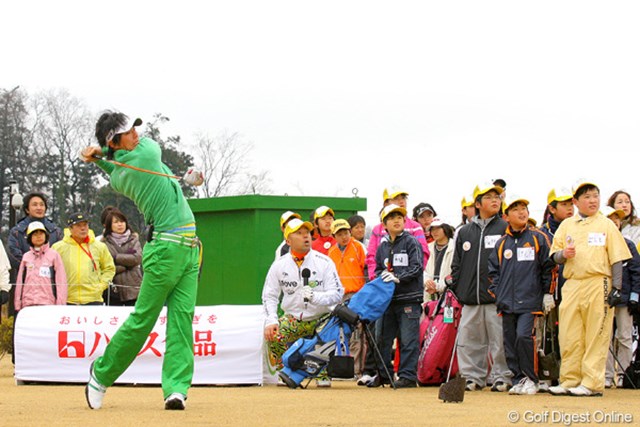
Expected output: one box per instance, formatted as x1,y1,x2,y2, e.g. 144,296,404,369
417,289,462,385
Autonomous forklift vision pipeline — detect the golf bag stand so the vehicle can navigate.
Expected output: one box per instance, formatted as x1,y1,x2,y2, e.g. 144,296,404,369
361,319,397,389
279,277,396,389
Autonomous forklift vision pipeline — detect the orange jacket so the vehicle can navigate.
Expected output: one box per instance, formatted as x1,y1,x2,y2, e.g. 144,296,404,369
328,238,366,294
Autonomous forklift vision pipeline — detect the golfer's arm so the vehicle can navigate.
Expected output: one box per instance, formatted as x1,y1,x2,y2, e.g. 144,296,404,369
96,159,115,174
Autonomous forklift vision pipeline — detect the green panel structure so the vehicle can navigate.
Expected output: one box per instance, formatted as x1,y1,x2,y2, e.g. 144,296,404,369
188,195,367,305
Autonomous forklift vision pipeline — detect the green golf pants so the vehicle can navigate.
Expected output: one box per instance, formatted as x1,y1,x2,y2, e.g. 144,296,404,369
93,237,200,398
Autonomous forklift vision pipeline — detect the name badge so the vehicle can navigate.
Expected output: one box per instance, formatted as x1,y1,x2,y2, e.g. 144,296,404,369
443,305,454,324
39,267,52,278
393,253,409,267
484,235,500,249
517,247,535,261
588,233,606,246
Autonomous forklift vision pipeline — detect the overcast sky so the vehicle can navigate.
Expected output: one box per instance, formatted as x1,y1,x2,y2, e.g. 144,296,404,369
3,1,639,227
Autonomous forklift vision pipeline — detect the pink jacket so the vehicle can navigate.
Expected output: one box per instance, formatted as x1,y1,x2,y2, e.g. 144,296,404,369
15,244,68,311
365,217,430,280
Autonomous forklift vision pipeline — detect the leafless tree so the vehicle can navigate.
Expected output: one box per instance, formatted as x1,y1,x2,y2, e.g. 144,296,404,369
31,89,97,223
191,130,271,198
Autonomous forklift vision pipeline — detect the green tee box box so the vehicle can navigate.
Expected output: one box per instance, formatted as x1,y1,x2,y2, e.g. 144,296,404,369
188,195,367,305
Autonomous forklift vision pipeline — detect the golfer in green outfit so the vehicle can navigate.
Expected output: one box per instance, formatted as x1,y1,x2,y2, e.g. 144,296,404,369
81,111,202,410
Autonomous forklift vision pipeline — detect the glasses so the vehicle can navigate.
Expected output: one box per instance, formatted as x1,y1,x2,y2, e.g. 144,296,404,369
482,194,502,201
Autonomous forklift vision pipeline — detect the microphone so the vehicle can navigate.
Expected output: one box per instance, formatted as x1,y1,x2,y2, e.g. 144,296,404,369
302,268,311,307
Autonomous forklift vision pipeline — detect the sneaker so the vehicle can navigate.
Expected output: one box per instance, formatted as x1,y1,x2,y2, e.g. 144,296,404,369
395,377,417,388
277,376,287,387
509,378,527,395
605,378,613,389
549,385,570,395
465,380,479,391
568,385,602,397
491,381,509,392
519,378,539,395
164,393,186,410
316,378,332,388
85,362,107,410
617,376,624,388
367,375,391,388
357,374,375,386
538,381,550,393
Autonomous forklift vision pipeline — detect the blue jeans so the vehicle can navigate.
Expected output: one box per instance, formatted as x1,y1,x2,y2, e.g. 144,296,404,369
375,301,421,381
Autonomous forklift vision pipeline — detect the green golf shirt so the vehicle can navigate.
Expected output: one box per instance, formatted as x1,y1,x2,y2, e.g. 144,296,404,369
96,137,195,232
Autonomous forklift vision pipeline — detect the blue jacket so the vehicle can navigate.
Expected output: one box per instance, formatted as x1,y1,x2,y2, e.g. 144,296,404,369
375,231,424,303
539,216,566,302
619,238,640,306
488,225,557,314
8,216,63,271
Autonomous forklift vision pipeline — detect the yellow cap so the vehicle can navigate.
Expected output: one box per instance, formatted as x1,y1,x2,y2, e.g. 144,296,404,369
473,181,504,200
280,211,301,229
572,179,598,197
331,219,351,235
380,204,407,222
547,187,573,205
26,221,48,236
527,218,538,227
461,195,475,209
386,186,409,200
314,206,335,221
284,218,314,239
602,206,625,220
503,194,529,213
382,188,390,203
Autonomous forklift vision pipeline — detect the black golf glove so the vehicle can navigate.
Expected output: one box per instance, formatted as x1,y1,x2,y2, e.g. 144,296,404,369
608,288,623,308
0,291,9,305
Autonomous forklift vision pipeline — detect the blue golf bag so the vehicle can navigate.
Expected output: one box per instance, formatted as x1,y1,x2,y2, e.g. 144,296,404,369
279,277,395,388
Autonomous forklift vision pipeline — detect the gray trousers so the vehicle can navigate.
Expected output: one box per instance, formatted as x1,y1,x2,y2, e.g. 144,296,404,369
606,306,634,381
457,303,512,387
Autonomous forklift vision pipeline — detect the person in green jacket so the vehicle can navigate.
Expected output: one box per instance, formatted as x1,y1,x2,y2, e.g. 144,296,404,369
81,111,201,411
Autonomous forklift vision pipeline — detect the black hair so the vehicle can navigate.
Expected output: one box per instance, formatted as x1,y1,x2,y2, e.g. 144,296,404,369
103,208,132,236
347,215,365,228
574,184,599,200
100,206,117,227
27,227,49,246
383,211,404,225
22,192,48,216
95,111,127,160
504,201,528,215
412,202,437,221
432,223,455,240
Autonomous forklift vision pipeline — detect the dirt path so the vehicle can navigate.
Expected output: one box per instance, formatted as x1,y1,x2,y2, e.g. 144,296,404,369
1,357,639,426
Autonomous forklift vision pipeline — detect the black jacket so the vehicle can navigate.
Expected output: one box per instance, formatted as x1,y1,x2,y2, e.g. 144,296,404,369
488,225,556,314
450,214,507,305
619,238,640,306
375,231,424,303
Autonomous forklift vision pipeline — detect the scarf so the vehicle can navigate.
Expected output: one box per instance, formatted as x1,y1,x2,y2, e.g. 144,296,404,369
111,229,131,246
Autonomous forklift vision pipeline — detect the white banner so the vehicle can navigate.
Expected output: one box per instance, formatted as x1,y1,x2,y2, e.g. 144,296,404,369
14,305,265,385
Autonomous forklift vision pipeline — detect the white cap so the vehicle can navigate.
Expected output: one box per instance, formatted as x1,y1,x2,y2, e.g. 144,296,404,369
106,115,143,142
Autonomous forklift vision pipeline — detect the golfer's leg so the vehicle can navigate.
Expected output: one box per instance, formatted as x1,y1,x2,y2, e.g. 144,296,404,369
487,304,512,385
162,245,199,398
457,305,488,387
376,307,396,380
515,312,537,382
501,313,521,382
397,302,421,382
581,278,614,392
93,241,178,386
557,279,585,388
614,307,634,380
